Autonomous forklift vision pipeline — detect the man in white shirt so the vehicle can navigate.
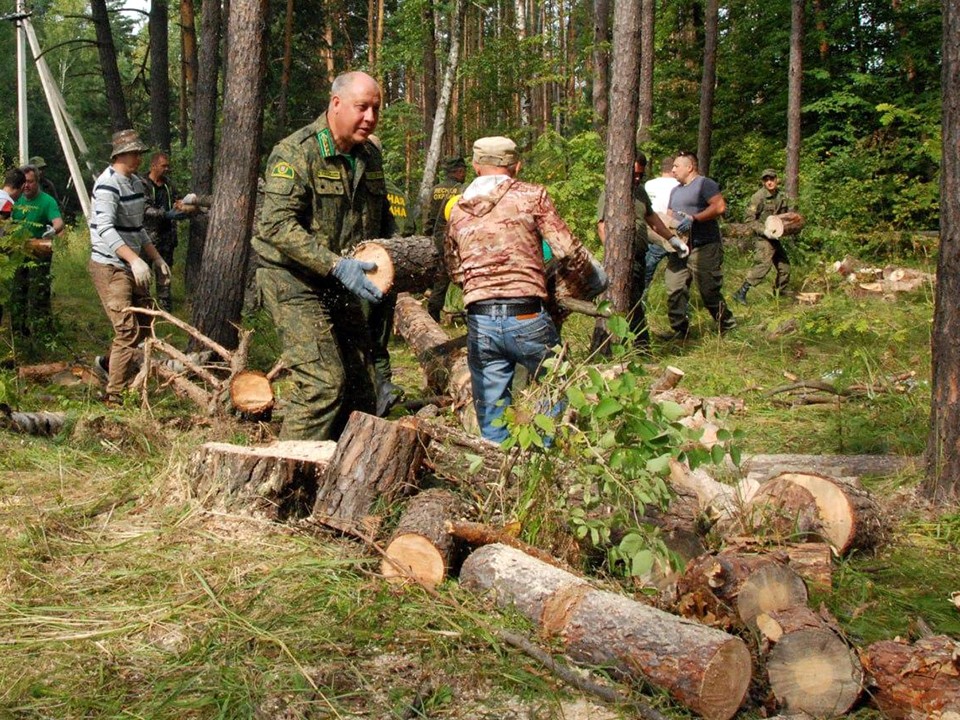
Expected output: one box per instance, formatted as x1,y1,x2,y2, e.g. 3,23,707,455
643,156,680,289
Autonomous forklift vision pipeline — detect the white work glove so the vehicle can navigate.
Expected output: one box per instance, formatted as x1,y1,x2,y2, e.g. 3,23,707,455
181,193,198,205
668,235,690,259
129,257,152,291
153,257,171,288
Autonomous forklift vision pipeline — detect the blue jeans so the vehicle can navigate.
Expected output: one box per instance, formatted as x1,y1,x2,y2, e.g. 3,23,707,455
466,309,560,442
645,242,668,289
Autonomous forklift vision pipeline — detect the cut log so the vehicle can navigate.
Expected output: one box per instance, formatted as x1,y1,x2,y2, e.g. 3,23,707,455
758,606,863,717
416,418,512,490
764,212,806,238
861,635,960,720
741,476,822,542
762,472,884,555
312,412,424,537
650,365,685,394
0,405,67,436
394,293,478,434
460,543,752,720
739,453,918,482
676,551,808,629
25,237,53,259
229,370,274,417
351,241,395,294
381,488,464,589
351,235,440,295
783,542,834,589
446,519,572,571
16,361,71,381
188,440,336,521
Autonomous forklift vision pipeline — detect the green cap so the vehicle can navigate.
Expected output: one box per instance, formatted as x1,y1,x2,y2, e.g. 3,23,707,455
443,156,466,173
761,168,778,180
29,156,46,169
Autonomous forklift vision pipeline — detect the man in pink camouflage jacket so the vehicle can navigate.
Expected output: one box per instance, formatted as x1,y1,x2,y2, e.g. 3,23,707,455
445,136,607,443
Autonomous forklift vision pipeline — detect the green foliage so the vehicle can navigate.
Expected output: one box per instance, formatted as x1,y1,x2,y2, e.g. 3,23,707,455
502,316,742,580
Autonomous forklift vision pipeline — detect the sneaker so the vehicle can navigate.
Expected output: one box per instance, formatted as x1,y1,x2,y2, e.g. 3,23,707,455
92,355,109,383
720,318,738,335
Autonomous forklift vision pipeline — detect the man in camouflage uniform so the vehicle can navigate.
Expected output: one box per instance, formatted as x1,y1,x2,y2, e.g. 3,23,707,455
255,71,393,441
143,152,194,311
734,168,793,304
445,136,607,443
424,156,467,321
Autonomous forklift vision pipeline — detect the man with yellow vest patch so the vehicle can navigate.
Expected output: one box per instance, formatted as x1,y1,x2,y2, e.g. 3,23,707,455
255,71,395,441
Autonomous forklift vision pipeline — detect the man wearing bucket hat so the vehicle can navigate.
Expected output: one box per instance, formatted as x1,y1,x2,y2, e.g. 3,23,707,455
424,155,467,321
88,129,171,404
733,168,793,304
445,136,607,443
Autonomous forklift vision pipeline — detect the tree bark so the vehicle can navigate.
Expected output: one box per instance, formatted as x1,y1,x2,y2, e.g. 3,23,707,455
90,0,131,130
351,236,441,295
461,543,752,720
187,0,222,295
637,0,655,140
861,635,960,719
191,0,267,349
696,0,718,176
179,0,198,147
277,0,294,130
592,0,641,352
421,2,438,142
591,0,609,134
764,212,806,238
784,0,805,199
381,488,464,589
925,0,960,499
149,0,172,152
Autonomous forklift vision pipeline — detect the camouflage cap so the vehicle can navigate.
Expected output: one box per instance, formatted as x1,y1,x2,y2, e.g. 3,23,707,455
29,156,47,169
110,129,148,158
442,156,466,172
761,168,778,180
472,136,519,167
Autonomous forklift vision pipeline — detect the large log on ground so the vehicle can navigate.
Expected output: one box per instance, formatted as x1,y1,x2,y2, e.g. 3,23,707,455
764,212,806,238
860,635,960,719
757,606,863,717
760,472,884,555
381,488,464,589
416,418,512,491
741,476,822,542
394,292,477,434
351,236,440,295
461,543,752,720
676,551,808,630
312,412,424,536
188,440,336,520
739,453,918,482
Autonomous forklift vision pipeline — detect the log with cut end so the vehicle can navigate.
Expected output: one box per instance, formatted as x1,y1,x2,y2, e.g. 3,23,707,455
460,543,752,720
650,365,685,394
394,293,477,434
861,635,960,719
188,440,336,520
229,370,274,417
783,542,834,589
312,412,424,536
380,488,464,589
742,476,822,542
739,453,918,482
0,406,67,436
763,472,884,555
351,236,440,295
351,242,395,294
416,419,513,491
758,606,863,717
676,551,808,629
16,361,72,381
764,212,806,238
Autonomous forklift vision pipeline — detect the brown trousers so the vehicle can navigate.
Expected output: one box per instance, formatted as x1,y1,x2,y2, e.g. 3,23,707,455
88,260,152,396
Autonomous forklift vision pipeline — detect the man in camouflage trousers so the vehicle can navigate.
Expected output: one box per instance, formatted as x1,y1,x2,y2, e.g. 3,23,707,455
734,168,793,304
424,156,467,321
255,71,393,441
445,136,607,443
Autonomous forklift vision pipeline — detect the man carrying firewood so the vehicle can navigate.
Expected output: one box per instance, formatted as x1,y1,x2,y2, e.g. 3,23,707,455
733,168,793,304
255,71,394,441
444,136,607,443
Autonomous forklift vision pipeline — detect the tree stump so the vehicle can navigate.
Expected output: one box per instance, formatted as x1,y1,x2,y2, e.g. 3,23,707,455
758,606,863,717
763,472,884,555
351,235,441,295
380,488,464,589
394,293,477,434
676,551,808,629
861,635,960,719
188,440,336,521
312,412,424,536
460,543,752,720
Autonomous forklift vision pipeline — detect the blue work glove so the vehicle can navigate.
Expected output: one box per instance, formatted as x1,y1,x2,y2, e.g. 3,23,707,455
675,214,693,235
164,210,189,221
332,258,383,303
585,258,609,300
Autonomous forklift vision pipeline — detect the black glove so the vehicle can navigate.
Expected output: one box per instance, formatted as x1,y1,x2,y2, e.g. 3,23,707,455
164,210,188,221
332,258,383,303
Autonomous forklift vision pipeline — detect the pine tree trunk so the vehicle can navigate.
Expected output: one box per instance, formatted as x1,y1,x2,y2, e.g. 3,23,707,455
784,0,805,200
191,0,267,349
187,0,222,295
149,0,172,152
591,0,609,133
421,2,438,142
697,0,718,176
179,0,198,147
924,0,960,499
90,0,131,130
637,0,655,140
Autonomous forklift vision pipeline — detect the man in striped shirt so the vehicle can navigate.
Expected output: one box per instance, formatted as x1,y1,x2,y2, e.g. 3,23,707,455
88,129,170,404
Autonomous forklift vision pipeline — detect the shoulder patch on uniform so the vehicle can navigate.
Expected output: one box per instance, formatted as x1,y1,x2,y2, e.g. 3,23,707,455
270,161,296,180
316,169,341,181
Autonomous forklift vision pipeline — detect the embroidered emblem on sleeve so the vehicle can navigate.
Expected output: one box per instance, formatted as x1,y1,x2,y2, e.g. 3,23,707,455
270,162,296,180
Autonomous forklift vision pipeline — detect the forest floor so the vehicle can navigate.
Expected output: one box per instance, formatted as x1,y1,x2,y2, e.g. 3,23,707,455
0,228,957,719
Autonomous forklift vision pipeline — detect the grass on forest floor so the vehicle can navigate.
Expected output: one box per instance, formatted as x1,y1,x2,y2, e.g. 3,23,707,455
0,227,954,719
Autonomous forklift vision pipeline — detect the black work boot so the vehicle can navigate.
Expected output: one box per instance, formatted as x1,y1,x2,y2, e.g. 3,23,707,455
733,283,750,304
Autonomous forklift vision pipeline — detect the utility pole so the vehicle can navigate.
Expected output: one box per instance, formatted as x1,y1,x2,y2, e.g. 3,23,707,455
13,2,30,163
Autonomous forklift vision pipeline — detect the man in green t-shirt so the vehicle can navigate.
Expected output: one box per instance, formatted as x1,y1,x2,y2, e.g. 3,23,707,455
10,164,65,337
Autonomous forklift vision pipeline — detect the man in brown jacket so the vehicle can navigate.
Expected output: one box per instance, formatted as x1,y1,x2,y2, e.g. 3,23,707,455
445,136,606,442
